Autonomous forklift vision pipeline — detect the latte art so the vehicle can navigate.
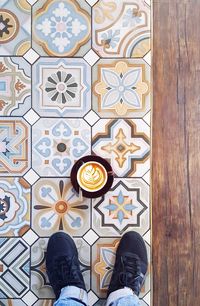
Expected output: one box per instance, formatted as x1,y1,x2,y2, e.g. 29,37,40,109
77,162,107,192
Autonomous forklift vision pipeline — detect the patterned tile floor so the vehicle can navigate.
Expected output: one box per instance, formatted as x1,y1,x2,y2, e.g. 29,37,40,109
0,0,151,305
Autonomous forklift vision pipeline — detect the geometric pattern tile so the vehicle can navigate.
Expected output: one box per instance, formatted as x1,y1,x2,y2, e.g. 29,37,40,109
92,238,150,302
32,0,91,57
0,0,152,304
31,237,90,299
93,59,150,118
22,291,38,305
0,0,31,56
32,58,91,117
0,238,30,298
92,119,150,177
34,301,53,306
0,300,27,306
0,57,31,116
32,118,91,176
0,178,30,236
32,178,90,237
92,178,149,236
0,118,30,176
92,238,119,298
92,0,151,58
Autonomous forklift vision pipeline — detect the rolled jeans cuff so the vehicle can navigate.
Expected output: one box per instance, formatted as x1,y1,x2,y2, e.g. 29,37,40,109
106,287,138,306
55,286,88,306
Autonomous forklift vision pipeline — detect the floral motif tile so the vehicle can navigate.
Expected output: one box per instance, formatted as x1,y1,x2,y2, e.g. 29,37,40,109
32,178,90,237
32,118,91,176
0,57,31,116
92,178,149,236
0,0,31,56
0,238,30,298
92,0,151,58
92,119,150,177
0,178,30,236
0,118,31,176
93,59,150,118
32,58,91,117
92,238,150,302
31,237,90,299
0,0,152,304
92,238,119,298
32,0,91,57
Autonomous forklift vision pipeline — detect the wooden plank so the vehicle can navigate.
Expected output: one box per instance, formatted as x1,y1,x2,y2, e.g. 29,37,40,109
152,1,200,305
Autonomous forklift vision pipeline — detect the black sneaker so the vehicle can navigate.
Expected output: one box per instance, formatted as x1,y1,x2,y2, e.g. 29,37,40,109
46,232,86,299
107,231,148,297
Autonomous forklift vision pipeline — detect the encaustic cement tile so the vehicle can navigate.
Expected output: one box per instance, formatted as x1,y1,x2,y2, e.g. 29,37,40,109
92,59,150,118
0,238,30,298
92,0,150,58
32,118,91,177
32,58,91,117
31,237,91,298
34,301,54,306
0,118,31,176
92,238,151,301
92,178,149,236
92,119,150,177
32,0,91,57
32,178,90,237
0,0,31,56
0,178,30,237
0,57,31,116
0,300,27,306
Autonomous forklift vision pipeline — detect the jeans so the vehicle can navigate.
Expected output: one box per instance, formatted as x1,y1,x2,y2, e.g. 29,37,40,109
54,286,141,306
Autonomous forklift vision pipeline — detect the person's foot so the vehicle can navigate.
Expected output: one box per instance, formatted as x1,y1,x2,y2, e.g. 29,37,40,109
46,232,86,299
107,231,148,297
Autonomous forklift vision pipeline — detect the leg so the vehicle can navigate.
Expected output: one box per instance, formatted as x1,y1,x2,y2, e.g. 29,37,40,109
108,295,141,306
46,232,88,306
106,231,148,306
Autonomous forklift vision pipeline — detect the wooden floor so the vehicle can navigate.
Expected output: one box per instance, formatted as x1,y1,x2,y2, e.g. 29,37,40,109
152,0,200,305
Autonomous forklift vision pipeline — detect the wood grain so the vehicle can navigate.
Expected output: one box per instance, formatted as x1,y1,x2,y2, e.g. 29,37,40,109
152,1,200,305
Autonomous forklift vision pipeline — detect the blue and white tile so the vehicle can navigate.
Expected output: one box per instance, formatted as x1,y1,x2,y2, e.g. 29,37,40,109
32,0,91,57
32,118,91,177
0,118,31,176
0,57,31,116
0,178,30,237
92,59,150,118
32,58,91,117
32,178,90,237
92,119,150,177
0,0,31,56
0,238,30,298
92,0,150,58
92,178,149,236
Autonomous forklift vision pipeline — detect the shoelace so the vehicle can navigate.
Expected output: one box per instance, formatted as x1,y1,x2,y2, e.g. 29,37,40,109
118,254,143,294
50,255,82,286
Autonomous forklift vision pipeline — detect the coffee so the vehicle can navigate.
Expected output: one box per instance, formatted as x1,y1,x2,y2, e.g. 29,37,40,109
77,161,107,192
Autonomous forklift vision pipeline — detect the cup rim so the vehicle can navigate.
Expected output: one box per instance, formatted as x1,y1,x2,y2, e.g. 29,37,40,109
77,161,108,192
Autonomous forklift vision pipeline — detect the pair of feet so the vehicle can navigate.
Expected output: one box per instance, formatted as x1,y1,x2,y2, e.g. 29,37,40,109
46,231,148,300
